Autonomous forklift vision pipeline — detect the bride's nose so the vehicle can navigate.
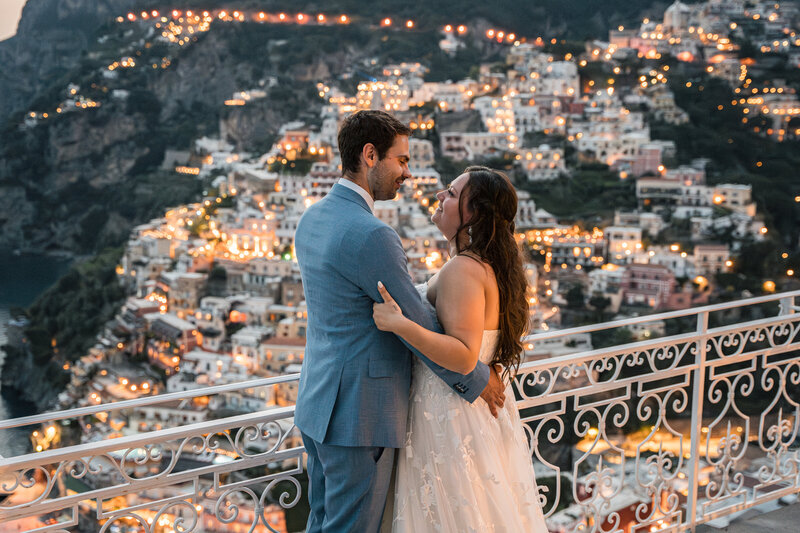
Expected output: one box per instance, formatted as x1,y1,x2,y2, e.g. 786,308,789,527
436,190,445,201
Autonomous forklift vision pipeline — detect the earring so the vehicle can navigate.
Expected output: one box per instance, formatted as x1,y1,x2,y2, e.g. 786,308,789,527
467,226,472,245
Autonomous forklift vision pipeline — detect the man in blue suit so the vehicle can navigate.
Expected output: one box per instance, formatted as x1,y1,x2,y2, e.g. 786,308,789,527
294,110,506,532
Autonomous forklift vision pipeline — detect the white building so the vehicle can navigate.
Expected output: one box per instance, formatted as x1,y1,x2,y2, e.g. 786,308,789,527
614,211,664,237
691,213,766,245
523,332,593,361
440,132,508,160
589,264,626,295
605,226,644,264
646,246,695,278
712,184,756,217
261,337,306,374
409,138,435,169
518,144,566,181
356,80,410,112
575,104,650,166
231,326,272,370
693,244,731,275
374,200,401,228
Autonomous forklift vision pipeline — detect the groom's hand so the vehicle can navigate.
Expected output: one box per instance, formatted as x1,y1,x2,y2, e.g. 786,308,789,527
480,365,506,418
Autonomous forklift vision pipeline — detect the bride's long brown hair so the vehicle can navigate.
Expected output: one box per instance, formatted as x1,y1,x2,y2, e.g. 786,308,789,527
455,166,529,379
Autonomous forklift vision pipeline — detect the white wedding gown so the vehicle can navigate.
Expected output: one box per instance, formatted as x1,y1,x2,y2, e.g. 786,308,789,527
390,284,549,532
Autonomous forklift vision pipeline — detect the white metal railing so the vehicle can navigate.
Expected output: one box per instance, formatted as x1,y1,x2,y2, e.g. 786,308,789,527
1,291,799,532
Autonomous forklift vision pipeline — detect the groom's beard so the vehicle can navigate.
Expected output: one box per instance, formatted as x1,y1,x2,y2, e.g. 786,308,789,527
369,166,400,201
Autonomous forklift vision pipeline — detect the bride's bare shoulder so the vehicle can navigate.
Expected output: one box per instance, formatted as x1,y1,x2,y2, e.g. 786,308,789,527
438,255,488,285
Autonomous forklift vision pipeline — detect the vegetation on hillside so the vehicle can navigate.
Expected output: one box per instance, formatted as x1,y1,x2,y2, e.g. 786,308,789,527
1,248,127,400
653,75,800,247
516,165,637,223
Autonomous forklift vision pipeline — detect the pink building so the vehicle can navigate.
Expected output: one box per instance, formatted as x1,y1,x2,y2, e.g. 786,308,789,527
612,143,663,177
620,264,676,309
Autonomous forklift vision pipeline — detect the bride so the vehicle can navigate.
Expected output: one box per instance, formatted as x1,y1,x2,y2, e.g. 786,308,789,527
373,166,548,532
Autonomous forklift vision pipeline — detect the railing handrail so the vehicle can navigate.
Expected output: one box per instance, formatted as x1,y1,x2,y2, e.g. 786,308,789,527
517,310,800,373
0,405,296,473
0,373,301,431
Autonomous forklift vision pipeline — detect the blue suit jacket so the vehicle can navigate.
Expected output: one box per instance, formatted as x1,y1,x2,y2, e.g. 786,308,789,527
294,183,490,448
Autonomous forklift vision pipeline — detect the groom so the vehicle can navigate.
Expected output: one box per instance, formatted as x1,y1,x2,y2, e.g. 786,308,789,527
294,110,506,532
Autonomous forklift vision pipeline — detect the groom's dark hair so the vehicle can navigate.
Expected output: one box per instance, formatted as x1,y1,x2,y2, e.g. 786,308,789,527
338,110,411,175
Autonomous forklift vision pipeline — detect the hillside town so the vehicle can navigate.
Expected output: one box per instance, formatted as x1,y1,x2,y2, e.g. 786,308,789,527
3,0,800,531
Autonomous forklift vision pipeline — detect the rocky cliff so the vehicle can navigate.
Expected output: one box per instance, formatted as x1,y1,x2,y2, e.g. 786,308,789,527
0,0,136,122
0,14,334,254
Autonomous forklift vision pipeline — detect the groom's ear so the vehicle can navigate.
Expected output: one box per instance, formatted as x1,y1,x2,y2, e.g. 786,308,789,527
362,143,377,168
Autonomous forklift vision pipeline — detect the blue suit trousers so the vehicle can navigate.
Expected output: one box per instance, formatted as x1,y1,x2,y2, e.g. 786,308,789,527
302,432,395,532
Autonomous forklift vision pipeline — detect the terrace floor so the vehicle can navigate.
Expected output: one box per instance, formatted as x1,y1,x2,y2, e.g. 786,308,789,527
697,501,800,533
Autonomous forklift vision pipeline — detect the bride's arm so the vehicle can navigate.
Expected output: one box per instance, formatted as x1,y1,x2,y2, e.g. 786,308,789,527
373,257,486,375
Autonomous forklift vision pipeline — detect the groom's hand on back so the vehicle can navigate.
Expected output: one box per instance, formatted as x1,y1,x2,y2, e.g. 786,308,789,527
480,365,506,418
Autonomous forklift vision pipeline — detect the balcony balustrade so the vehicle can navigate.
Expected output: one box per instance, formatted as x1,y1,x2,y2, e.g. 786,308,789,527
1,291,799,532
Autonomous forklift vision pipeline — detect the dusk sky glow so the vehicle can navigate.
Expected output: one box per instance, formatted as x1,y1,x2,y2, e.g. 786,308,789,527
0,0,27,41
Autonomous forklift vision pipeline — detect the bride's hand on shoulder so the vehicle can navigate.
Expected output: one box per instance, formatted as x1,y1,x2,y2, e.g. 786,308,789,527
373,281,409,333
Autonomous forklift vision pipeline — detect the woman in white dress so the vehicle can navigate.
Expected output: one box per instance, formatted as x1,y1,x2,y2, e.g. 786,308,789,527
373,166,549,532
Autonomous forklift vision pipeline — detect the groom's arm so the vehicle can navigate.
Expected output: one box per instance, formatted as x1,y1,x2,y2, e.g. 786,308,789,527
356,225,489,403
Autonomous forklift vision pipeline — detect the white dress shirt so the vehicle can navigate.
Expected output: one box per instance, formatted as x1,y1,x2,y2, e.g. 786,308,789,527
338,178,374,213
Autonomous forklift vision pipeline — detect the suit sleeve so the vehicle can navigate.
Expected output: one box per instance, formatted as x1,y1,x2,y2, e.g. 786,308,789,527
356,224,489,403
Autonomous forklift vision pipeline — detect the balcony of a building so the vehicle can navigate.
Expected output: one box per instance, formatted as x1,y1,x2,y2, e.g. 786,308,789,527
1,290,799,532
